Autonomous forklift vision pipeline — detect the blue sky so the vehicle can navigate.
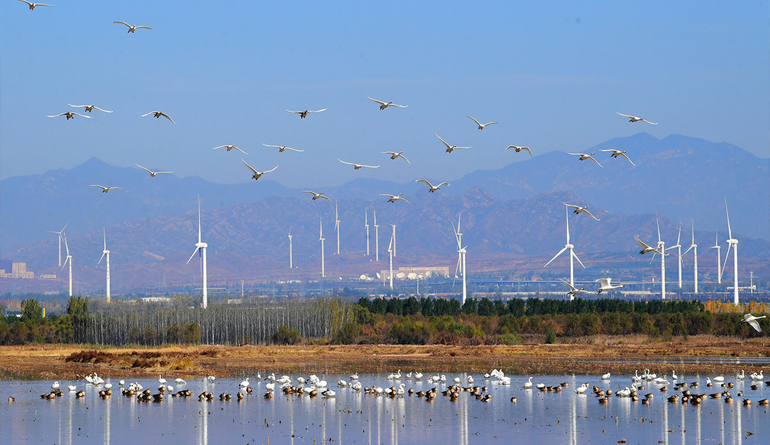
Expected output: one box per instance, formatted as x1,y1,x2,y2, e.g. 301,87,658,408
1,0,767,188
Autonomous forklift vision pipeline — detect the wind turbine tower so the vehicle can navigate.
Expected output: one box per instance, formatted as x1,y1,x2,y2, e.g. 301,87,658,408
722,198,739,305
335,202,340,255
364,209,370,256
97,228,111,303
712,232,721,284
388,235,394,290
654,217,666,300
62,234,73,297
374,208,380,262
544,205,586,300
319,218,326,278
186,199,208,309
666,224,683,289
390,224,397,257
288,227,293,269
683,221,698,293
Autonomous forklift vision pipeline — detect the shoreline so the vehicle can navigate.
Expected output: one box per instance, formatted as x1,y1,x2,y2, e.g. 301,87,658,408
1,335,768,380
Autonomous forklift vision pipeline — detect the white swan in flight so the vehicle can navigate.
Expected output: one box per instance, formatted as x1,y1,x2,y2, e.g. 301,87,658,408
382,151,411,164
617,112,657,125
212,145,247,154
90,184,122,193
136,164,172,177
338,159,380,170
742,313,766,333
68,104,112,113
241,159,278,180
141,111,175,124
601,149,636,166
560,279,584,297
303,190,332,203
263,144,303,153
506,145,532,158
563,203,600,221
596,278,624,294
381,193,409,204
467,115,498,130
367,96,408,110
284,108,326,118
114,21,152,33
416,179,449,193
19,1,54,10
48,112,90,120
567,152,603,167
436,133,471,153
635,236,663,255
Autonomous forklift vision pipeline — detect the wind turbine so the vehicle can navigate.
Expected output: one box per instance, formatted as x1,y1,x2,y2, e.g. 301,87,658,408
388,235,394,290
452,216,467,305
683,222,698,293
50,222,68,267
97,228,111,303
186,199,208,309
712,232,721,284
721,198,739,305
544,205,586,300
374,208,380,262
364,209,370,256
666,224,683,289
334,202,341,255
319,218,326,278
61,234,73,297
288,227,293,269
390,224,397,257
648,217,667,300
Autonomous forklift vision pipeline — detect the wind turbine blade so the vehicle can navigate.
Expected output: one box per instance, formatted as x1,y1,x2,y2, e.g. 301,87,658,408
63,236,70,255
572,251,586,269
197,199,202,243
544,246,568,268
656,217,661,243
565,205,570,244
676,225,681,246
186,247,201,265
97,252,106,266
721,243,732,280
103,228,107,250
60,256,70,271
724,197,732,239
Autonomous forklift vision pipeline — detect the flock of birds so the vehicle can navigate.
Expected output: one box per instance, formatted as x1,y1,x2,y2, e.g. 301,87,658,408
11,368,768,409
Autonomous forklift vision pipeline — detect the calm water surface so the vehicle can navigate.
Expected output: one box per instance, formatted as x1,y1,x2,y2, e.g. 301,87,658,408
1,372,767,444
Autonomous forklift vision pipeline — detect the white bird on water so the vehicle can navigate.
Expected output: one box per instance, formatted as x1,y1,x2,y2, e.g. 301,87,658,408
601,149,636,166
564,203,600,221
212,145,248,154
114,21,152,33
284,108,326,118
241,159,278,181
617,112,657,125
136,164,172,177
506,145,532,157
263,144,304,153
338,159,380,170
567,152,603,168
416,179,449,193
69,104,112,113
90,184,122,193
367,96,408,110
141,111,175,124
467,115,498,130
436,133,471,153
742,313,766,333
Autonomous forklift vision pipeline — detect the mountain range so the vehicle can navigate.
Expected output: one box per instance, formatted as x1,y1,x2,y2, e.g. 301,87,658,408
1,133,768,293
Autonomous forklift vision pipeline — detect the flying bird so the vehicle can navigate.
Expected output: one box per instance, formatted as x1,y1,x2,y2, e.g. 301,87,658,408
303,190,332,203
601,149,636,166
48,112,90,120
416,179,449,193
567,152,603,167
505,145,532,157
114,21,152,33
436,133,471,153
560,279,584,298
263,144,303,153
742,313,766,333
141,111,175,124
90,185,122,193
367,96,408,110
381,151,411,164
241,159,277,181
68,104,112,113
617,112,657,125
284,108,326,118
381,193,409,204
635,236,663,255
563,203,600,221
596,278,624,294
467,116,498,130
19,1,54,9
136,164,172,177
338,159,380,170
212,145,247,154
